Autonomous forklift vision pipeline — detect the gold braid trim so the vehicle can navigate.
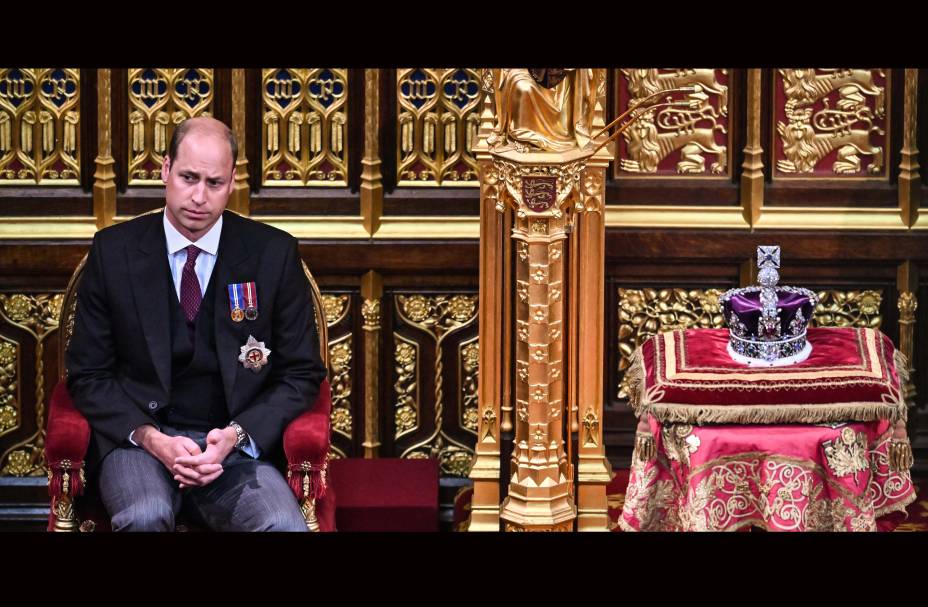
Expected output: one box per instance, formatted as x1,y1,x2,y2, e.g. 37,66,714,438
646,401,906,426
625,346,646,415
893,349,910,386
874,489,918,519
633,432,656,462
889,437,915,472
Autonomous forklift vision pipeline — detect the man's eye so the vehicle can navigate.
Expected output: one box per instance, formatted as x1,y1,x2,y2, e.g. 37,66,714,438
182,174,196,182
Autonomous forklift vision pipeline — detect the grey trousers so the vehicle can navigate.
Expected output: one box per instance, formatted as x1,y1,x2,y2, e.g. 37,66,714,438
98,427,308,532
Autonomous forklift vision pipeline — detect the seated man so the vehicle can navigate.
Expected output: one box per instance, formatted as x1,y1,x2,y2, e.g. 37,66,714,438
66,116,327,531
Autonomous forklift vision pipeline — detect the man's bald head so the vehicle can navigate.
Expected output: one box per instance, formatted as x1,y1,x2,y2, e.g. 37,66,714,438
167,116,237,169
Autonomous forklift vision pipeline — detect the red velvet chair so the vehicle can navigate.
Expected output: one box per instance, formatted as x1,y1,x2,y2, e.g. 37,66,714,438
45,256,335,532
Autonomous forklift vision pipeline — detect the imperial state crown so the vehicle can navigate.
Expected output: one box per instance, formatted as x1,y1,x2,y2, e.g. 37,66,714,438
720,246,818,366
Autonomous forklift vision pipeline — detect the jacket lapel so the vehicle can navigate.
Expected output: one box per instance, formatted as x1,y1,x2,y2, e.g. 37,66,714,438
128,214,172,395
213,212,250,411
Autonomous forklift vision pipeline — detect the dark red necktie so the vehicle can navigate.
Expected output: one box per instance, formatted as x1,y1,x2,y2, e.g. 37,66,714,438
180,245,202,324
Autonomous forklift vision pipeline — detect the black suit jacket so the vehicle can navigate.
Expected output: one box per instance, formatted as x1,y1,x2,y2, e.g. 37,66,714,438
66,210,327,471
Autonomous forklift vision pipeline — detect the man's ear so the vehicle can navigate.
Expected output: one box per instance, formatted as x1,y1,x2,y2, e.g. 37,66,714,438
227,167,236,195
161,155,172,184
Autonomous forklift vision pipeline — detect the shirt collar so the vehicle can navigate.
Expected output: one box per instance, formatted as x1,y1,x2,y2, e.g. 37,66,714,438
163,211,222,256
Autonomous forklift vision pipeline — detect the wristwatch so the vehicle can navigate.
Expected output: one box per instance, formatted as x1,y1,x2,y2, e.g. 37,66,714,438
228,421,248,450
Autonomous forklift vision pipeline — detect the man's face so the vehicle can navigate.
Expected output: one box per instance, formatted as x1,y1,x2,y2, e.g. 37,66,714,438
162,130,235,241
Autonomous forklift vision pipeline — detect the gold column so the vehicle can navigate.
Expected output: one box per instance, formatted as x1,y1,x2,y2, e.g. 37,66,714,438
361,69,383,237
230,68,250,216
575,166,612,531
93,69,116,229
897,262,918,410
740,68,764,227
500,160,576,532
469,81,503,530
899,69,920,227
361,270,383,458
574,69,612,531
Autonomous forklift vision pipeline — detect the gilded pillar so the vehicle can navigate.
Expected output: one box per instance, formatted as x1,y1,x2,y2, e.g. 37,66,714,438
897,262,918,412
230,68,250,216
899,69,920,227
361,271,383,458
361,69,383,236
93,69,116,229
496,148,591,532
741,69,764,227
469,81,504,530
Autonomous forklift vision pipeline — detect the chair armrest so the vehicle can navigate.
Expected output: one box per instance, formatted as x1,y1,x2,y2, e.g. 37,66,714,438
283,379,331,501
44,381,91,499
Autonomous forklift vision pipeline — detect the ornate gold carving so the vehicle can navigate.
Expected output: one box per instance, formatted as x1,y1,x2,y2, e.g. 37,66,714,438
776,69,887,176
361,298,381,329
898,291,917,322
823,427,869,478
321,294,350,327
328,335,352,439
397,68,483,185
481,406,497,442
0,339,19,435
661,424,700,468
460,339,479,434
393,337,418,438
812,289,882,329
487,69,599,153
440,448,474,477
0,68,81,184
127,68,213,184
0,293,62,476
395,294,479,476
261,68,348,186
618,69,729,175
581,407,599,447
617,288,725,399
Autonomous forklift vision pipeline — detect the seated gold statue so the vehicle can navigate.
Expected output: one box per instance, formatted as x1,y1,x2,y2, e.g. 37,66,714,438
488,68,597,153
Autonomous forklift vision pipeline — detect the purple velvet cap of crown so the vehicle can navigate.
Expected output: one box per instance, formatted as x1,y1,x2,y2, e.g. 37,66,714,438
722,289,814,337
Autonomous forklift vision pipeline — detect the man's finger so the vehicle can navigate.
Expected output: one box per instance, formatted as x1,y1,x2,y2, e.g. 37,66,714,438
199,469,224,485
175,452,215,467
178,437,202,455
195,463,222,475
173,463,202,482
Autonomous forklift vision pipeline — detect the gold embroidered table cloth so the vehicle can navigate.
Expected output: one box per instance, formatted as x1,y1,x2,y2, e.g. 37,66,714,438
620,327,915,531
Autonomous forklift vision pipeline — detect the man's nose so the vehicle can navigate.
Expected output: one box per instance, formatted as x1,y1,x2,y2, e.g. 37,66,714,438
191,180,207,204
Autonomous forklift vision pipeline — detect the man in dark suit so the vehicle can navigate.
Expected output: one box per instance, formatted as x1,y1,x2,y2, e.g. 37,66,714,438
66,117,326,531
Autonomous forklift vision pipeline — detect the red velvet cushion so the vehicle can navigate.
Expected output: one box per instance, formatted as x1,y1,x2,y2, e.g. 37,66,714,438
330,458,438,532
45,381,91,466
283,379,332,465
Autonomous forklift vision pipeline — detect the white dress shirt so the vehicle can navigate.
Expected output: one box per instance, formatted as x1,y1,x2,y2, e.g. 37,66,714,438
128,212,259,458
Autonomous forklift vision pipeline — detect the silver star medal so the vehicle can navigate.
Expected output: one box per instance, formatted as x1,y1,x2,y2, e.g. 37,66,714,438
239,335,271,372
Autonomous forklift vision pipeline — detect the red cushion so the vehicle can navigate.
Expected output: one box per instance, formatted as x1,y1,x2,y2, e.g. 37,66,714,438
330,458,438,532
283,379,332,465
45,381,91,466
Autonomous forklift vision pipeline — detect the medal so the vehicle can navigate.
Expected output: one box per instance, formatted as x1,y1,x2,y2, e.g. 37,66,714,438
238,335,271,372
227,283,245,323
243,281,259,321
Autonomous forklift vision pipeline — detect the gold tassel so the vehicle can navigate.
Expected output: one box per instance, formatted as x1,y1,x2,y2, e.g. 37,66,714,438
889,437,914,472
634,431,655,462
624,346,645,414
893,349,910,386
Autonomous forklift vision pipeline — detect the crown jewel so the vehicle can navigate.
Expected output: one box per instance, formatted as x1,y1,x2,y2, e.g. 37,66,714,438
720,246,818,366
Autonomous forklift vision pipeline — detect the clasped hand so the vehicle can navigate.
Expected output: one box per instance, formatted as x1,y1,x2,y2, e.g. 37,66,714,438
138,425,238,489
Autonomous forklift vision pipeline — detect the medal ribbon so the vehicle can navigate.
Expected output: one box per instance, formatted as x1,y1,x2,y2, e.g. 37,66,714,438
244,282,258,310
228,283,244,311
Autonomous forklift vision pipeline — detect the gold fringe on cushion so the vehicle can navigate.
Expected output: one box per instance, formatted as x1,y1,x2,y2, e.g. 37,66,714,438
889,437,914,472
893,349,910,387
625,346,646,416
634,432,656,463
646,401,906,426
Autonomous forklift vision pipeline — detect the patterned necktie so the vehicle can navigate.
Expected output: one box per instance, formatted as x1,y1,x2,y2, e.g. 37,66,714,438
180,245,202,324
